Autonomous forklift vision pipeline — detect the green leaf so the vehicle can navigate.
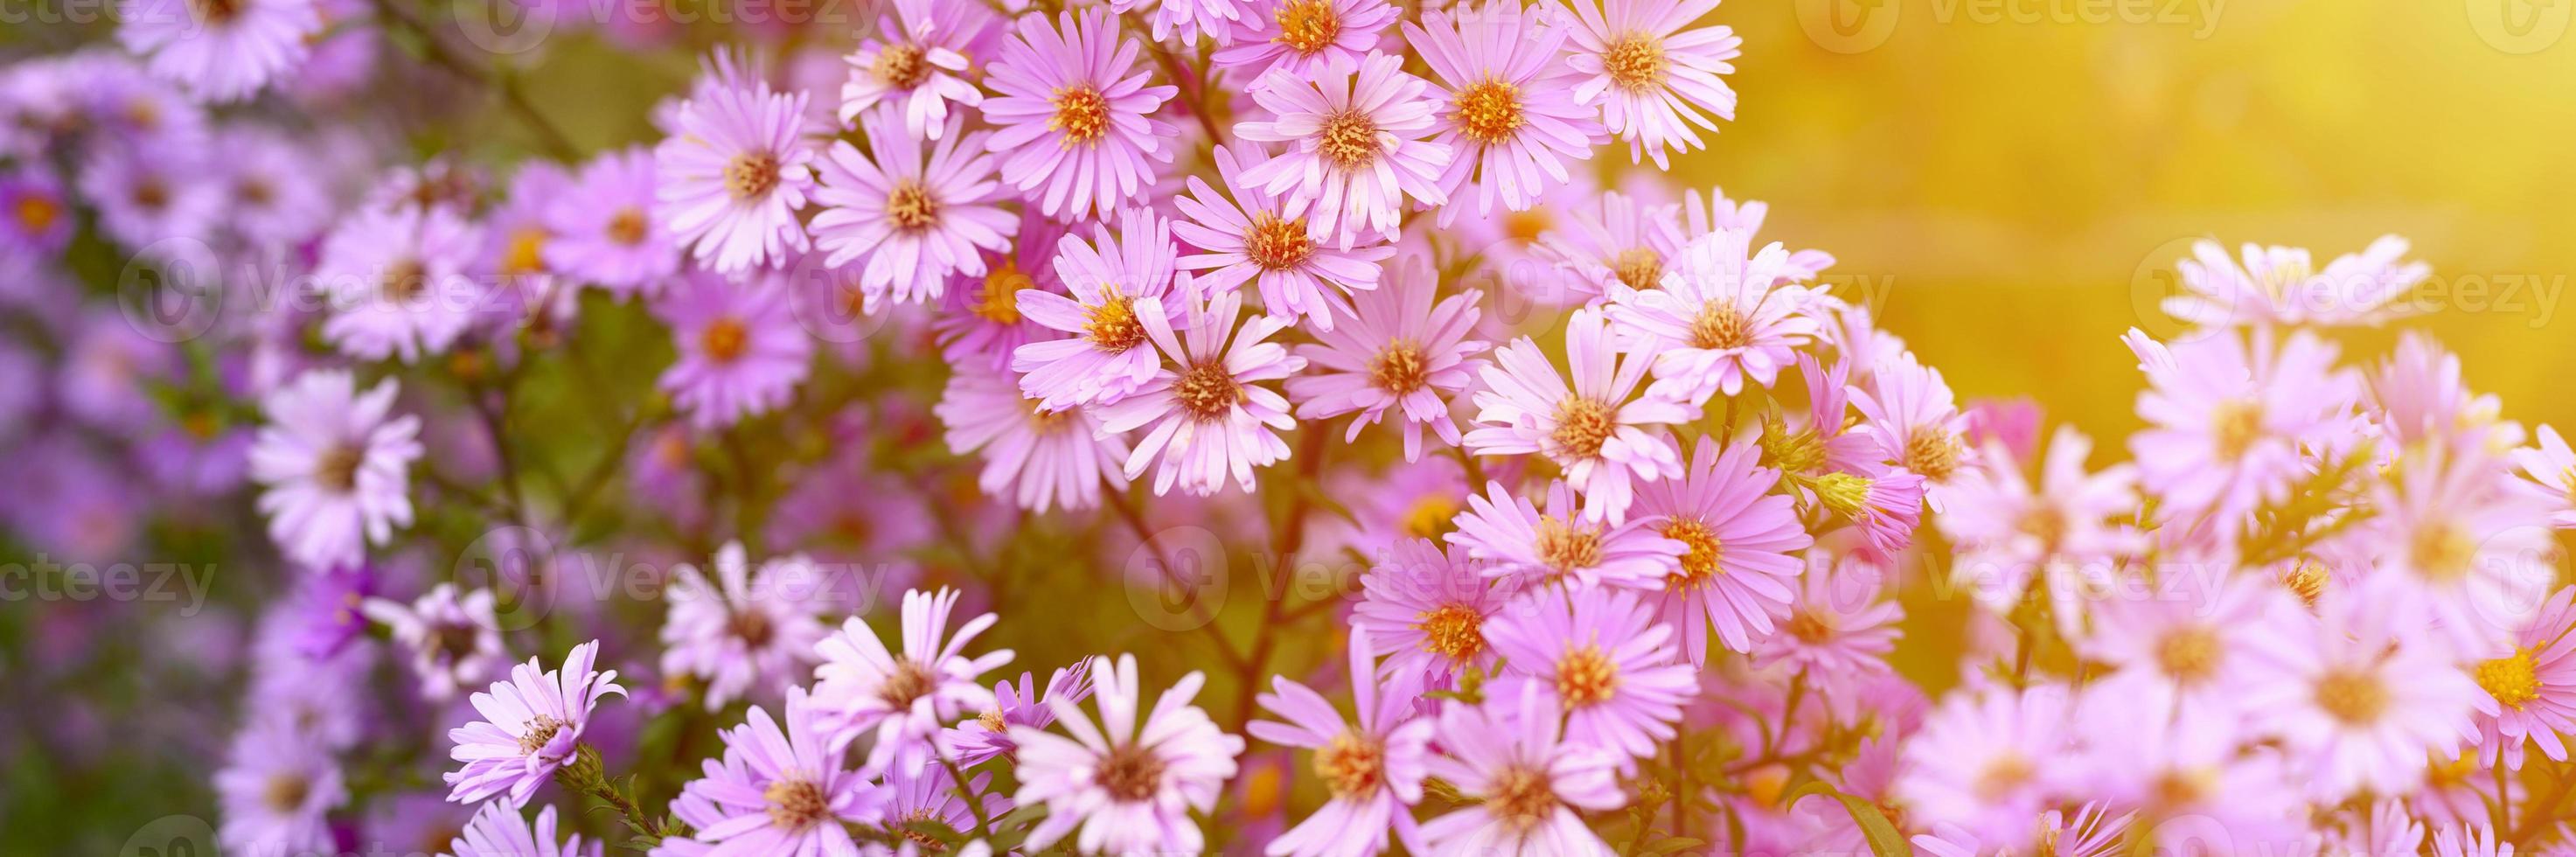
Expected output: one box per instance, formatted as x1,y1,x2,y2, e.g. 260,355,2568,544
1783,783,1911,857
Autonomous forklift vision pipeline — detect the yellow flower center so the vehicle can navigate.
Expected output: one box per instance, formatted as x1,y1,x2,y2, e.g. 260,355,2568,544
1603,34,1666,93
1555,644,1619,706
885,181,940,231
973,263,1031,324
1786,609,1833,644
607,207,649,245
2314,670,2390,726
872,43,931,89
1453,80,1526,145
1486,765,1556,833
1688,302,1753,351
1657,518,1723,586
1551,397,1615,459
1083,292,1146,352
1369,340,1430,394
1612,247,1662,291
1401,493,1460,540
1244,213,1315,271
264,772,309,812
502,226,548,275
763,778,829,830
2476,649,2543,710
2155,625,2223,685
1174,360,1244,422
1273,0,1343,55
724,152,780,201
1313,730,1386,798
2408,519,2478,582
700,317,749,363
1414,603,1485,660
15,194,59,233
1904,429,1961,481
2210,399,2263,462
1316,110,1382,169
1048,86,1110,146
1535,515,1604,574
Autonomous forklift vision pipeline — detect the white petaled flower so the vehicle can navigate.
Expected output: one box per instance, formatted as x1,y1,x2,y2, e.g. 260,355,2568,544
1236,51,1454,247
838,0,993,138
810,110,1015,307
1465,306,1690,524
1095,286,1309,497
656,52,816,274
811,588,1013,773
658,541,832,712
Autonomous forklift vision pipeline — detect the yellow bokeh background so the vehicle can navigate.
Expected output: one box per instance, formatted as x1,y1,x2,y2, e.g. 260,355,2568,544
1665,0,2576,446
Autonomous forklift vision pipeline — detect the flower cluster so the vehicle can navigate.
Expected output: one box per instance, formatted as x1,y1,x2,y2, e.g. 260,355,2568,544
4,0,2573,854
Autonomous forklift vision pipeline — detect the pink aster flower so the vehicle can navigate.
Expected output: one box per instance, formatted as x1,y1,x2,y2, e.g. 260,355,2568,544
1285,255,1486,460
1851,349,1976,510
811,588,1013,772
1236,52,1453,247
2076,573,2285,723
666,686,889,854
1556,0,1740,168
216,715,346,855
1911,802,2132,857
1486,586,1698,762
659,541,832,712
250,369,421,570
444,640,627,808
1110,0,1244,42
215,123,332,250
1418,684,1625,855
1011,653,1245,854
1250,631,1436,857
1935,427,2140,611
979,8,1180,220
361,582,505,703
1466,306,1690,523
79,142,221,253
2511,425,2576,528
316,203,488,362
1095,287,1307,497
1531,189,1686,304
655,52,815,274
2433,825,2515,857
839,0,993,137
651,271,814,429
1895,682,2076,845
1605,228,1820,404
117,0,320,101
2164,234,2431,330
1449,478,1686,589
1753,552,1901,679
2070,696,2306,854
1173,141,1397,329
936,210,1068,373
937,368,1129,512
2470,586,2576,769
811,111,1015,306
2239,591,2480,802
1012,207,1182,411
2124,327,2359,532
1405,1,1605,225
1632,438,1813,663
546,146,680,298
1354,537,1518,685
1213,0,1403,81
1817,463,1925,555
447,802,601,857
944,663,1094,767
2361,445,2558,658
0,168,72,260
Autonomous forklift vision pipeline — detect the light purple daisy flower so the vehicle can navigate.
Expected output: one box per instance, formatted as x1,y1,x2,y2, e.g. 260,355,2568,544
811,111,1015,306
78,142,220,253
669,686,889,854
1605,228,1821,405
881,758,1012,847
1753,552,1902,679
215,715,347,856
1405,1,1605,226
2358,445,2557,658
1556,0,1740,168
1012,207,1181,410
444,802,600,857
980,7,1179,221
117,0,321,101
839,0,994,137
1895,682,2076,845
1236,52,1453,247
1632,437,1813,664
1934,426,2139,611
945,663,1094,768
1010,653,1245,854
2074,571,2281,722
1250,631,1437,857
936,367,1129,513
651,271,814,429
316,203,489,362
2469,586,2576,770
1095,286,1307,497
2165,234,2430,330
361,582,506,703
216,123,333,250
812,588,1013,772
1173,140,1398,329
2124,327,2359,533
443,640,627,808
249,369,421,570
1486,585,1698,762
1418,684,1625,855
1285,254,1486,460
1448,478,1686,590
1213,0,1403,82
545,146,680,298
481,160,573,296
659,541,833,712
656,52,815,274
1852,348,1980,512
1465,306,1691,524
